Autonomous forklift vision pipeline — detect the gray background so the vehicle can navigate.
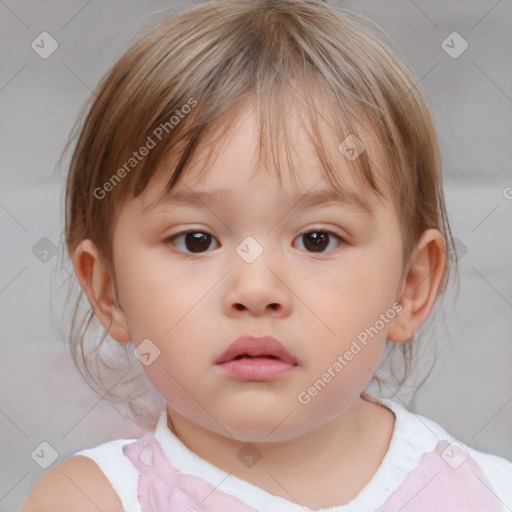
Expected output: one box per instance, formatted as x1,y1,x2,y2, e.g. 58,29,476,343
1,1,511,510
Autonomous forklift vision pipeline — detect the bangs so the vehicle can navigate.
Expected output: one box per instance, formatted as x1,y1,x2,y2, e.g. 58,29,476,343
138,81,386,217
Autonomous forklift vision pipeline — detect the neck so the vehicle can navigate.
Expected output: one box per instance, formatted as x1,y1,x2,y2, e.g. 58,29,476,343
165,395,395,507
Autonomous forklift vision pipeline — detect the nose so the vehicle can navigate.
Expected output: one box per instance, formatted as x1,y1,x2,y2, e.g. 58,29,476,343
223,252,292,318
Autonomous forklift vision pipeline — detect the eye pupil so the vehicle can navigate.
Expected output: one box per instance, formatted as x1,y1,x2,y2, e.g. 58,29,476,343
170,230,340,256
185,232,211,252
303,232,329,252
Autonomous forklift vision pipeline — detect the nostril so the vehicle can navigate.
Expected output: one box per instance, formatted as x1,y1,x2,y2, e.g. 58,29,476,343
233,303,280,311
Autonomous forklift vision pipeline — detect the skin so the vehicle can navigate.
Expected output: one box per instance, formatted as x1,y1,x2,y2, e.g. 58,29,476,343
72,105,446,508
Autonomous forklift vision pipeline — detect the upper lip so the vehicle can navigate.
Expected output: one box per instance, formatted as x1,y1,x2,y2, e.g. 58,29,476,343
215,335,298,365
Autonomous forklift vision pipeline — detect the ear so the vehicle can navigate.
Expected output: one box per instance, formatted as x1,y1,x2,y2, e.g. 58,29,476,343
387,229,446,343
72,239,132,343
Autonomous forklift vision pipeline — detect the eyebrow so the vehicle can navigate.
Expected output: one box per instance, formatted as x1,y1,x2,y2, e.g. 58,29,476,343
144,187,373,214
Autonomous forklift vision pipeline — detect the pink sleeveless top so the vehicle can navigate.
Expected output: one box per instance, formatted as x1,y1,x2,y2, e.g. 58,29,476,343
75,396,512,511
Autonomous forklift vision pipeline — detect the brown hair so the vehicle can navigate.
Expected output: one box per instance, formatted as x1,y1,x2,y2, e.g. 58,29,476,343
58,0,457,427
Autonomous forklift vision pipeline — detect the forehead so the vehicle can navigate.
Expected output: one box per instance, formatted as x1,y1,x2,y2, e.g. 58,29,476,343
139,102,393,215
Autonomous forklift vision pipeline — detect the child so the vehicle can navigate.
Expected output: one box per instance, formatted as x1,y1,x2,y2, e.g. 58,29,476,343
22,0,512,511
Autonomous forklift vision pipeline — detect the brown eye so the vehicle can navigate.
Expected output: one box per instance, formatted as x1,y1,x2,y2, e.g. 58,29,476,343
165,229,343,256
166,231,219,254
295,231,343,254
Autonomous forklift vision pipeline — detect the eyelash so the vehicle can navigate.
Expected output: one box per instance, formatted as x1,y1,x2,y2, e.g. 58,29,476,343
164,228,345,256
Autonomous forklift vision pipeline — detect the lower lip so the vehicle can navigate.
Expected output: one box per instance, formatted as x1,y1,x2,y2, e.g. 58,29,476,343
216,357,296,380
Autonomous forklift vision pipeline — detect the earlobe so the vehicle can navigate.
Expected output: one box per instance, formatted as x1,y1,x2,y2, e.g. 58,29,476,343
72,239,132,343
387,229,446,343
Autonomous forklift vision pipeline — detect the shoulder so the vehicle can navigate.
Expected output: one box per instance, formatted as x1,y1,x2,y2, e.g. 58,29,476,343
377,397,512,507
465,444,512,505
20,455,123,512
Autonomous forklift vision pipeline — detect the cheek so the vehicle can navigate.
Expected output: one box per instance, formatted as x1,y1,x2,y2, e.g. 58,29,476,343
114,248,216,374
346,232,403,317
310,251,401,339
114,247,198,340
294,338,381,427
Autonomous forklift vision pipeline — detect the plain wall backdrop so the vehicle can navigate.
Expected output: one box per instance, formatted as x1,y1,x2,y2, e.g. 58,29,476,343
1,1,511,510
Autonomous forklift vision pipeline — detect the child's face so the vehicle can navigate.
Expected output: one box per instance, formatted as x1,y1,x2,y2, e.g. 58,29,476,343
111,108,406,441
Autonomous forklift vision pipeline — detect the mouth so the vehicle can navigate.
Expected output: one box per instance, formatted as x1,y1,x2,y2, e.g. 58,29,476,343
215,335,298,365
215,335,298,381
232,354,280,359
